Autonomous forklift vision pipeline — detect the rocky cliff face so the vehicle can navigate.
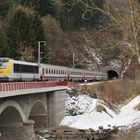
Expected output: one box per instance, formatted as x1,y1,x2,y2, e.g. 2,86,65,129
65,0,140,81
109,0,130,15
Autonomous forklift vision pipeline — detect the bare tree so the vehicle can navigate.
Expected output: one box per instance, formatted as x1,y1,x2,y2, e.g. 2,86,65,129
73,0,140,64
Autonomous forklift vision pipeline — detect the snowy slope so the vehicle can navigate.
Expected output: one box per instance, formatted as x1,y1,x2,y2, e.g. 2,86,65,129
60,92,140,130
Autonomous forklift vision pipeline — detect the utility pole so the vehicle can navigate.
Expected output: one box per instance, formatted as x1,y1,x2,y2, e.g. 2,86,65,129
72,53,75,68
38,41,46,66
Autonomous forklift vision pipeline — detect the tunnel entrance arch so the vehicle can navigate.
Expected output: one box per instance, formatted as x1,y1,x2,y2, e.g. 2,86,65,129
107,70,119,79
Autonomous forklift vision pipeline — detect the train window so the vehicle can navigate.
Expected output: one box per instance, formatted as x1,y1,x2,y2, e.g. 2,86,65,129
46,69,48,74
34,66,39,73
14,64,20,73
0,61,8,69
14,64,39,73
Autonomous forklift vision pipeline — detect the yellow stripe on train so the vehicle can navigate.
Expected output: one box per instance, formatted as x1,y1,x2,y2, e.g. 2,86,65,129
0,59,12,74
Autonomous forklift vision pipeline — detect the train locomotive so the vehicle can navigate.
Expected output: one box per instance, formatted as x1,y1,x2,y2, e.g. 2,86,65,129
0,58,108,81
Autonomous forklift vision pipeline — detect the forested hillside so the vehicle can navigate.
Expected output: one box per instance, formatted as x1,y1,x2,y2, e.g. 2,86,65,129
0,0,139,74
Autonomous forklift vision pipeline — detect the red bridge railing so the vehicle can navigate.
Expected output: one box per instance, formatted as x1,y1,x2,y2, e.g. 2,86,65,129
67,82,80,88
0,81,68,92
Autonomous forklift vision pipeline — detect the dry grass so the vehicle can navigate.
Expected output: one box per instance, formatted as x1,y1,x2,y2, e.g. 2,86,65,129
81,79,140,108
134,103,140,111
95,104,106,113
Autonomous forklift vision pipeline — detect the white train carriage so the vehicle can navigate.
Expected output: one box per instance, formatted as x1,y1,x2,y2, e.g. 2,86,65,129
0,58,40,81
68,68,84,81
40,64,68,81
84,70,108,81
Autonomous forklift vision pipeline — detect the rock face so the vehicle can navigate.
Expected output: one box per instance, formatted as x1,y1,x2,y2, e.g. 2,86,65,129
125,58,140,82
135,67,140,82
109,0,130,15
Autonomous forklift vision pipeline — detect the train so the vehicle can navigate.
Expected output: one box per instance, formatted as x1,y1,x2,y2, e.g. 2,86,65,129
0,57,108,82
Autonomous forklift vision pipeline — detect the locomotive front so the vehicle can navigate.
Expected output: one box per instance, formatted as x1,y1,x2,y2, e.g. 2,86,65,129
0,58,11,80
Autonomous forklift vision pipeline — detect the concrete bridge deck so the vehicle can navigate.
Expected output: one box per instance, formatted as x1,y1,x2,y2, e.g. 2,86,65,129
0,81,68,140
0,81,68,98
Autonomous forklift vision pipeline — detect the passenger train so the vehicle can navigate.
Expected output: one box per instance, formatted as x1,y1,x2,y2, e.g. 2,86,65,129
0,58,108,81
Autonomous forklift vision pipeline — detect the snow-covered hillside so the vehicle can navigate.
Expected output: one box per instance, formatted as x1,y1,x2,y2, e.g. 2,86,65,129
60,90,140,130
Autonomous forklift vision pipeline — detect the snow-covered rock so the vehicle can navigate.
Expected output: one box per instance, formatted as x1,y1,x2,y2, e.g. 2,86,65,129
60,91,140,130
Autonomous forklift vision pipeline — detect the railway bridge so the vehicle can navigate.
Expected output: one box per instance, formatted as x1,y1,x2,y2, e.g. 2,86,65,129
0,81,68,140
0,66,123,139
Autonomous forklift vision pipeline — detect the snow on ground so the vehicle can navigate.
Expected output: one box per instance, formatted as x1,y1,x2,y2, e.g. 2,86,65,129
80,81,104,86
60,92,140,130
80,80,115,86
36,135,48,140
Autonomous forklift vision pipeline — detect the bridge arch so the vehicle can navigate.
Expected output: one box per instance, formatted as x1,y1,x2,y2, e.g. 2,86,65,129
28,100,47,128
107,70,119,79
0,100,26,126
29,100,46,117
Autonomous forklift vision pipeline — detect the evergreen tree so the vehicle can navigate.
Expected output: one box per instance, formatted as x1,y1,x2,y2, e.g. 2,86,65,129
0,29,9,57
6,5,45,61
15,0,55,16
0,0,12,19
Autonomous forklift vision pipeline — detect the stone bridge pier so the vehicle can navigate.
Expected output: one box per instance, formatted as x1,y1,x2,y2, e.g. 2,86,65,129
0,90,66,140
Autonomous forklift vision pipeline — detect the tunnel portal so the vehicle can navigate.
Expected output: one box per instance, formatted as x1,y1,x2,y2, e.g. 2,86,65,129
107,70,119,80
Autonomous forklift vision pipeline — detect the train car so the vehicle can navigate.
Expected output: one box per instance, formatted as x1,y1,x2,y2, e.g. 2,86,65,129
83,70,108,81
40,64,68,81
0,58,40,81
67,68,84,81
67,68,108,82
